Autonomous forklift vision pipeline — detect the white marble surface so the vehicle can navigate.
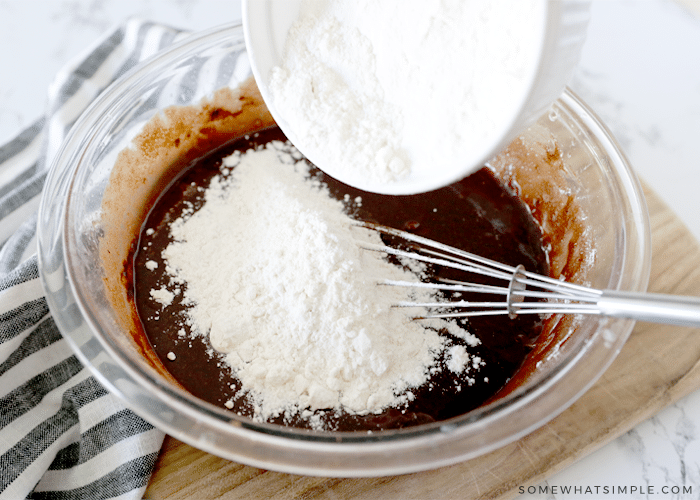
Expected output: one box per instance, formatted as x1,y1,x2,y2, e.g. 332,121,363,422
2,1,700,498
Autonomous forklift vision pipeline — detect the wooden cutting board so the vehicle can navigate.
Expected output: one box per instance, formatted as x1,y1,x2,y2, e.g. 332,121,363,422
145,184,700,499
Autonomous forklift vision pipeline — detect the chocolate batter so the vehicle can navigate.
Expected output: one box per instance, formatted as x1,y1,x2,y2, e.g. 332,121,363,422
130,127,548,431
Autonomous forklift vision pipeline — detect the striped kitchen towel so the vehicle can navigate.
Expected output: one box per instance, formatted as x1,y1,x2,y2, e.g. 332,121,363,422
0,19,193,500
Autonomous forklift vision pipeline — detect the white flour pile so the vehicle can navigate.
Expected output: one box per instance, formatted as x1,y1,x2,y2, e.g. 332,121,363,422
157,140,481,422
269,0,544,186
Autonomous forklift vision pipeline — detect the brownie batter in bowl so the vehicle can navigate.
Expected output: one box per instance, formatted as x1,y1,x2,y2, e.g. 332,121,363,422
130,125,550,431
37,24,650,476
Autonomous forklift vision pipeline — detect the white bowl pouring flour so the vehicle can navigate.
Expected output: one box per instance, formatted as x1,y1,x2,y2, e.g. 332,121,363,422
243,0,590,195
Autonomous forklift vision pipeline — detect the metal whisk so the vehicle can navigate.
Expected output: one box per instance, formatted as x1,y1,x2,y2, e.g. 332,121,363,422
358,222,700,328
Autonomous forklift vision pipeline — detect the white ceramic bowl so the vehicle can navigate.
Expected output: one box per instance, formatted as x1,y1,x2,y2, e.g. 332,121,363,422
243,0,591,195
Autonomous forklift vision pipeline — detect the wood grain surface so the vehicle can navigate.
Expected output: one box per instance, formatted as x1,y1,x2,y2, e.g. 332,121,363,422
145,185,700,499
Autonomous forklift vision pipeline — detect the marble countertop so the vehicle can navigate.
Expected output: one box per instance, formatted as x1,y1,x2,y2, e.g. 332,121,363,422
2,1,699,498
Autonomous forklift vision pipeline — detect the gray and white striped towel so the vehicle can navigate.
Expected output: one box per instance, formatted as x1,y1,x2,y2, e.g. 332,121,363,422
0,19,195,500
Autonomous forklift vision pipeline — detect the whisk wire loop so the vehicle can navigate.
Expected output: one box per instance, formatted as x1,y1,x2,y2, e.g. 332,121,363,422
357,222,700,327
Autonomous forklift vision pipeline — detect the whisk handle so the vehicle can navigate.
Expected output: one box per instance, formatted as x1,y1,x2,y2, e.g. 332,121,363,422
599,290,700,327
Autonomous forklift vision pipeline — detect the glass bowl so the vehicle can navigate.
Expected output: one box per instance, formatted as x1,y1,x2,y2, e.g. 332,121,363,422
37,23,650,477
